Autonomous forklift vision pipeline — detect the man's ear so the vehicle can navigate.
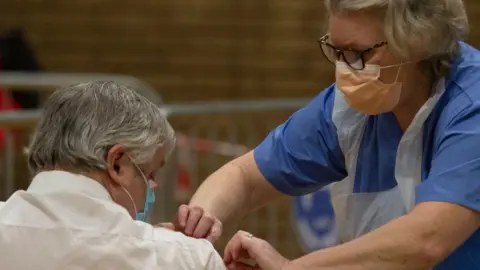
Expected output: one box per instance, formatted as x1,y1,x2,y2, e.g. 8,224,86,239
106,144,127,185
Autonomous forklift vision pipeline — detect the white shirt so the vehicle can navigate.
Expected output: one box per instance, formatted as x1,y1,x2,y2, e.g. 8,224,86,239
0,171,226,270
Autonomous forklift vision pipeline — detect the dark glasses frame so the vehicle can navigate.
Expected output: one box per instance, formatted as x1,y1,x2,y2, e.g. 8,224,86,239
318,34,387,70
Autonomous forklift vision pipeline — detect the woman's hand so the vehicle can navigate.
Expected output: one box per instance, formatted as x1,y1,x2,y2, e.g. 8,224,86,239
176,204,223,243
224,230,291,270
154,204,222,243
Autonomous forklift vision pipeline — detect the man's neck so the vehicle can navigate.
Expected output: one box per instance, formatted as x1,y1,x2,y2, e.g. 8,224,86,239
84,171,110,190
392,74,433,132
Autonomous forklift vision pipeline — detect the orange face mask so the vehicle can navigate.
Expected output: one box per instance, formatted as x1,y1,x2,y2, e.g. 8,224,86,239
335,61,403,115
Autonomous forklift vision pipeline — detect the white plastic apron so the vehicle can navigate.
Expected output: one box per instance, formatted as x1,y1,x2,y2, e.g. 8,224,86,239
328,79,445,243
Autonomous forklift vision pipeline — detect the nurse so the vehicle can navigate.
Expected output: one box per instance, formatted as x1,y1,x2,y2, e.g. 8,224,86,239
177,0,480,269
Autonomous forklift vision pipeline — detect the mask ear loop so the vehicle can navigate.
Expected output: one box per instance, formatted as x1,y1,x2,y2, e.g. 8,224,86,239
102,162,140,217
377,62,404,84
109,154,145,218
122,186,138,215
394,64,402,83
126,154,157,221
127,154,150,187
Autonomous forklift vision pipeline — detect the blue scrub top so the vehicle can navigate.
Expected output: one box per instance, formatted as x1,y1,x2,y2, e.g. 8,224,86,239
254,42,480,269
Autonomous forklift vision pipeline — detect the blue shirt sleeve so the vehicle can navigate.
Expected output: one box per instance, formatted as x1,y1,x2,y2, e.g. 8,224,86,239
253,86,347,196
417,94,480,212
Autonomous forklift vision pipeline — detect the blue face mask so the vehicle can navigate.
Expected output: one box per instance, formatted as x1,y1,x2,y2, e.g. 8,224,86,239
135,181,156,222
122,155,157,222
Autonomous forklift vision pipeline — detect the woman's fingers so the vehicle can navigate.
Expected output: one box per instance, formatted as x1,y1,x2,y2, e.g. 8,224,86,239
224,230,290,270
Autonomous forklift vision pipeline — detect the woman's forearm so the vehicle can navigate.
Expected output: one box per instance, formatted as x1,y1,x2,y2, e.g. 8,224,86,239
189,161,252,224
286,202,479,270
189,151,285,225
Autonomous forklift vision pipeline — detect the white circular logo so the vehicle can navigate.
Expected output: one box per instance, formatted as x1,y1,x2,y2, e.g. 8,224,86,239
292,190,338,252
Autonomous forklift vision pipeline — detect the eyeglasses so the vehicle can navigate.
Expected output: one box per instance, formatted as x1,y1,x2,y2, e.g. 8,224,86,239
318,34,387,70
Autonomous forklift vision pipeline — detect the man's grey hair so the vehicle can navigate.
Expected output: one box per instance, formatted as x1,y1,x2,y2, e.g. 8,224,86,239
325,0,469,78
27,81,175,173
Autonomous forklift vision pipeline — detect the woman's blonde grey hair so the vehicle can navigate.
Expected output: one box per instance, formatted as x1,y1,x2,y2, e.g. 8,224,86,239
325,0,469,78
27,81,175,174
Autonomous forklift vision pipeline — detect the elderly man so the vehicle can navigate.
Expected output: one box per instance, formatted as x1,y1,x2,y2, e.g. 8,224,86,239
0,81,225,269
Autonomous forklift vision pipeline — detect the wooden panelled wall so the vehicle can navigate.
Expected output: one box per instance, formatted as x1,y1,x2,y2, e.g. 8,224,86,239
1,1,479,101
0,0,480,259
0,0,331,101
